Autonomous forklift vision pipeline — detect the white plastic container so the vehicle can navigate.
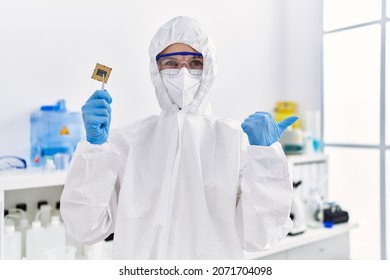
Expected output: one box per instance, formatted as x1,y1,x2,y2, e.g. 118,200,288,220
53,201,62,222
39,204,52,227
44,159,56,173
47,245,76,260
46,216,66,252
16,217,30,259
84,240,113,260
66,234,84,257
4,224,22,260
26,220,47,260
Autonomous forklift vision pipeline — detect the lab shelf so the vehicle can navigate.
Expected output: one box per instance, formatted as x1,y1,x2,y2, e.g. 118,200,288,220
0,170,66,191
287,153,328,165
0,170,66,259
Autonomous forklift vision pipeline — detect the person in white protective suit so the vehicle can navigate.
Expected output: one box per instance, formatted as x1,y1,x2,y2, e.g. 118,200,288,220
60,16,298,259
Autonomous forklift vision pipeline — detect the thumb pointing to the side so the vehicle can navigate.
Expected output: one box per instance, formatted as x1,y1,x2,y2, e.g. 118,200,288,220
278,116,299,133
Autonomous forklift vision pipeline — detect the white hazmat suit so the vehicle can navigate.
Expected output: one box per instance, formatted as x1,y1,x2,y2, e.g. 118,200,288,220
61,16,293,259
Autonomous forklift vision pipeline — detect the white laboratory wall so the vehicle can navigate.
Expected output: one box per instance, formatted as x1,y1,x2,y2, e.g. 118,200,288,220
0,0,292,162
282,0,323,130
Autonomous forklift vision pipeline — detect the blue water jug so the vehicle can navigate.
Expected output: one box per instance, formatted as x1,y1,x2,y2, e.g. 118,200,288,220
30,100,84,167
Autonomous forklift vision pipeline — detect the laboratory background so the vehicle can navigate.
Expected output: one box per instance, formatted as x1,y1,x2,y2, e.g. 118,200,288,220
0,0,389,260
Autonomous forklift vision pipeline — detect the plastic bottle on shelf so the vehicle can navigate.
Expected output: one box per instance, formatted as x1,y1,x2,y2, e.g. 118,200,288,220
84,241,108,260
46,216,66,252
4,224,22,260
17,217,30,259
66,233,84,258
37,201,52,227
4,213,15,226
10,206,30,259
37,200,48,209
16,203,27,213
26,220,47,260
53,201,62,222
44,158,56,173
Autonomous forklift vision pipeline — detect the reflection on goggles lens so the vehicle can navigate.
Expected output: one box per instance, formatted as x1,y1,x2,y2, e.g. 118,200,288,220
0,156,27,171
157,52,203,72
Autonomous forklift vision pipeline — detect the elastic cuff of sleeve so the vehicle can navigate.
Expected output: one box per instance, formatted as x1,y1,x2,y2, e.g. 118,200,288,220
246,142,289,178
76,139,120,156
249,142,284,156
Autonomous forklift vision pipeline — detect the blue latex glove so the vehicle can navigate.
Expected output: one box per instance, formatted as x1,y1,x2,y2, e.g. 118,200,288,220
241,112,298,146
82,90,112,145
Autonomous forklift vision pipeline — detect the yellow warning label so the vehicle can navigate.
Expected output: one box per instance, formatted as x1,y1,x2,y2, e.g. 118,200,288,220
60,126,70,135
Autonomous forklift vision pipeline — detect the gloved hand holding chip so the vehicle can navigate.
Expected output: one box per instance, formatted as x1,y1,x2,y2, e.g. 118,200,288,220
82,90,112,145
241,112,298,146
81,63,113,144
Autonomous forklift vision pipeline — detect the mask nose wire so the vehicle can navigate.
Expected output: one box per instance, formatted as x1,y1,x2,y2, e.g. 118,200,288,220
179,62,190,69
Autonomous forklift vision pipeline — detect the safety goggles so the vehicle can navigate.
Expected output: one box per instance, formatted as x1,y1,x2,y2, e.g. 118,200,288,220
156,52,203,74
0,156,27,171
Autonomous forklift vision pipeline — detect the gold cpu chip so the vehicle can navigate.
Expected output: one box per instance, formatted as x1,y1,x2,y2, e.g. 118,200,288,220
91,63,112,84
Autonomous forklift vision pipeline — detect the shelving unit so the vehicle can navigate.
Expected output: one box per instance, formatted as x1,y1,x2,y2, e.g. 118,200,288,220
287,153,330,217
287,153,328,165
0,170,66,259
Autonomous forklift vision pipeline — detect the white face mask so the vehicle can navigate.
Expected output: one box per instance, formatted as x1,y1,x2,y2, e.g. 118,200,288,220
160,68,202,109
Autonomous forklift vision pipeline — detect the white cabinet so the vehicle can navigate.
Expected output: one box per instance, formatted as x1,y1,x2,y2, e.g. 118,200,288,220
245,223,358,260
286,233,349,260
0,171,66,259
